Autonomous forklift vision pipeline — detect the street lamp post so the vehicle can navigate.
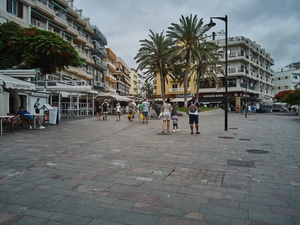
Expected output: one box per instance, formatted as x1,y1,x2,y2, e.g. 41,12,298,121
243,66,248,118
208,15,228,131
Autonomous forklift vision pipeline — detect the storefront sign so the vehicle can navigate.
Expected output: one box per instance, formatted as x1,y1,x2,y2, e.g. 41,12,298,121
203,94,223,98
177,94,193,97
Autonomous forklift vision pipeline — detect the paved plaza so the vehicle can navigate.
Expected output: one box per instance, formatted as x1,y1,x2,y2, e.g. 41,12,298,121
0,109,300,225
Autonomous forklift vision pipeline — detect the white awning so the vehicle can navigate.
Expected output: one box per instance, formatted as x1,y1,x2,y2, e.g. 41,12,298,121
35,81,91,92
171,97,192,102
0,74,36,91
97,93,131,102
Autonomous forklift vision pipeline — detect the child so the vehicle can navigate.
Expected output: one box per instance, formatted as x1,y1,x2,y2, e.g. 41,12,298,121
171,113,179,132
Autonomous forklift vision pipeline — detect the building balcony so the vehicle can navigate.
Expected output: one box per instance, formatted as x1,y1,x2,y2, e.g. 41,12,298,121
78,51,88,61
54,0,68,8
66,21,78,36
107,62,117,73
94,80,105,88
91,25,107,45
52,15,68,28
94,58,107,70
77,68,89,78
106,73,117,84
30,18,47,30
168,87,190,93
75,15,87,27
67,5,78,18
84,26,94,35
76,33,87,44
31,0,56,18
85,41,94,50
64,66,79,74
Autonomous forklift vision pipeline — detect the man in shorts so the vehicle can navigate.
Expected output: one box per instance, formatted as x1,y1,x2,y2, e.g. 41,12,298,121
102,99,109,120
186,97,200,134
141,98,150,123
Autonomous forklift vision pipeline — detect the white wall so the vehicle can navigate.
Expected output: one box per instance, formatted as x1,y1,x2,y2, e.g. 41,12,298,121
0,91,10,115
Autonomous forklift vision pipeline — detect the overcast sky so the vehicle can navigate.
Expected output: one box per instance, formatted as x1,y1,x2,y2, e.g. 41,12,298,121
74,0,300,71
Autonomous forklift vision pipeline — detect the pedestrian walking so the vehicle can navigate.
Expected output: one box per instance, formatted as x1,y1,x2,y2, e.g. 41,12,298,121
186,97,200,134
141,98,150,123
96,101,102,120
171,112,179,132
102,99,109,120
116,103,121,121
128,100,136,122
160,98,172,133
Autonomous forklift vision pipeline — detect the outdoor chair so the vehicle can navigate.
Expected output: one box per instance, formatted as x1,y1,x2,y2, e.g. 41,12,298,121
2,115,20,133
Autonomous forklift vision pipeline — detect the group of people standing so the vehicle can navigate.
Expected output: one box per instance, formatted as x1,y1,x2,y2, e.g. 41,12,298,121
159,97,200,134
94,97,201,135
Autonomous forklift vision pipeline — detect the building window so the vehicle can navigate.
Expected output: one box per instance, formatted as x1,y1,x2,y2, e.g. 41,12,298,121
172,84,178,89
7,0,17,15
7,0,23,18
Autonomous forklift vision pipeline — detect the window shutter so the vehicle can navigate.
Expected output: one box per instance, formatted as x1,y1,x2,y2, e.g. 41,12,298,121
18,1,23,18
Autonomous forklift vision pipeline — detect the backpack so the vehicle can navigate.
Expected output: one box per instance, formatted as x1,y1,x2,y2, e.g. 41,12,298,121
189,102,198,113
102,102,107,110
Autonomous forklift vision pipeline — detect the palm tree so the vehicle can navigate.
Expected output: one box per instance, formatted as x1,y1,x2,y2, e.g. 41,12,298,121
140,81,153,99
193,41,224,102
134,30,175,102
167,14,212,107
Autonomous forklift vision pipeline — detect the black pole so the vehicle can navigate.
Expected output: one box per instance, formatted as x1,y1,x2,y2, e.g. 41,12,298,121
224,15,228,131
245,66,248,118
208,15,229,131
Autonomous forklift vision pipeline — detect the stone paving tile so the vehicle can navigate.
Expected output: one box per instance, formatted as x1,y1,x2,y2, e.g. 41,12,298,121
208,198,239,208
203,213,231,225
157,217,211,225
101,209,159,225
249,211,295,225
0,211,24,224
0,112,299,224
229,218,252,225
200,204,248,220
10,215,48,225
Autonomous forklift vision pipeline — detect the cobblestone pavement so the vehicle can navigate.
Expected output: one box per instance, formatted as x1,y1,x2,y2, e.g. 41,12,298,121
0,109,299,225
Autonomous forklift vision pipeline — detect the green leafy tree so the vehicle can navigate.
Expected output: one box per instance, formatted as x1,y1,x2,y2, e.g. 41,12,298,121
0,22,82,113
167,14,212,107
0,21,81,74
134,30,175,102
284,89,300,105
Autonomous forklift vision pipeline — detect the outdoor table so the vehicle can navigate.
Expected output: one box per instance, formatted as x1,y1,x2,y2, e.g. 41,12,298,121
24,113,45,129
0,115,14,136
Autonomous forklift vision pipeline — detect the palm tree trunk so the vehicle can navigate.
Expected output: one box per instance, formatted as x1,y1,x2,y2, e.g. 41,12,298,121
159,70,166,102
184,52,190,107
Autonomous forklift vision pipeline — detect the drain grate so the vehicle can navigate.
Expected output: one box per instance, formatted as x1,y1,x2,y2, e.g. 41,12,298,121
246,149,269,154
227,159,255,167
239,138,250,141
218,136,234,139
229,128,238,130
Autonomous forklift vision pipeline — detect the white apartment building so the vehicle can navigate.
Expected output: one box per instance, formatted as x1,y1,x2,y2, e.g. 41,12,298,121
201,32,275,112
273,62,300,95
0,0,108,116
